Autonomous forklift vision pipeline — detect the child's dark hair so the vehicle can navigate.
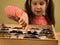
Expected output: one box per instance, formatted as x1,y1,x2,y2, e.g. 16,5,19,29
25,0,55,26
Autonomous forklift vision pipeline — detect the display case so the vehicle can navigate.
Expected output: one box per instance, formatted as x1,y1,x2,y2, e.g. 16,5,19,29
0,24,58,45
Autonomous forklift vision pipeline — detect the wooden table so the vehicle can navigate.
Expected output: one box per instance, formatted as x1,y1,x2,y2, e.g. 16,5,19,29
56,32,60,45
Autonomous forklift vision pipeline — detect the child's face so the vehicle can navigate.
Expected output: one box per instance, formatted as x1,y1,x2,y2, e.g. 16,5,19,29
31,0,47,16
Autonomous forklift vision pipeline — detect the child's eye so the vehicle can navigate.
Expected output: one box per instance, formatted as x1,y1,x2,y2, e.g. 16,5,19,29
40,2,44,5
33,3,37,5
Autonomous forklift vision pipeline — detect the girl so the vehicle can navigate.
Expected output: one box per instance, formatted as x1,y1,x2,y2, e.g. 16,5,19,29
25,0,55,26
4,0,55,31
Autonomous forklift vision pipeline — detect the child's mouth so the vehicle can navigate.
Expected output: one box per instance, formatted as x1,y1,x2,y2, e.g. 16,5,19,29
36,11,41,13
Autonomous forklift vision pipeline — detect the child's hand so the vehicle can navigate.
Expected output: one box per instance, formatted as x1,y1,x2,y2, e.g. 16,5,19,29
18,12,28,32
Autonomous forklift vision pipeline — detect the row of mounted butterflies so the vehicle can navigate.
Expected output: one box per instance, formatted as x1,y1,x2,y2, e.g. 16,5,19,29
0,24,55,39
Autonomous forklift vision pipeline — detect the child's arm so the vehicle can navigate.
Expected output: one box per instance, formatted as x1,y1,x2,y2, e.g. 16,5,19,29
4,5,23,22
4,5,28,32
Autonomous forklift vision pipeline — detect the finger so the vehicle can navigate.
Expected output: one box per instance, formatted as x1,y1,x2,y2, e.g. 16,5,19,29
18,19,27,29
22,22,27,27
22,24,28,33
19,19,24,25
20,21,27,28
20,20,25,25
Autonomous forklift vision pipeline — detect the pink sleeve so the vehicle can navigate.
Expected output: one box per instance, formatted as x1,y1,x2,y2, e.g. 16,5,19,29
4,5,23,18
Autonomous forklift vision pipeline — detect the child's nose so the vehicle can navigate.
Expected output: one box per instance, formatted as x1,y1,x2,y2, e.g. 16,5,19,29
37,4,41,9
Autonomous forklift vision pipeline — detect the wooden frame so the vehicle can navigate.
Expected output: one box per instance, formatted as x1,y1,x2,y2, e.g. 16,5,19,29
0,24,58,45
